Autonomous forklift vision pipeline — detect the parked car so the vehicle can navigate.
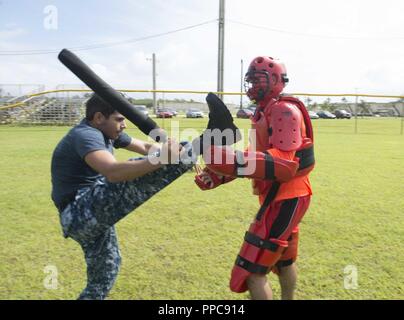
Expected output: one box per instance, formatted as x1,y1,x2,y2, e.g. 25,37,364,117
236,108,254,119
166,108,178,117
156,108,173,118
308,111,319,119
334,109,351,119
186,109,204,118
134,105,149,117
316,110,336,119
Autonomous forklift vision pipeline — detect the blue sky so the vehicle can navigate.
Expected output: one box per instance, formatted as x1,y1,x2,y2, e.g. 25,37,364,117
1,0,404,103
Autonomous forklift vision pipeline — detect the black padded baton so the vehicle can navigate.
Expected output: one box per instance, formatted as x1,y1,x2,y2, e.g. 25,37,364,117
58,48,166,142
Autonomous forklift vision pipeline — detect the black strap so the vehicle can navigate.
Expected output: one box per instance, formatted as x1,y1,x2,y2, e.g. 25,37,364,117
255,181,280,221
296,145,315,170
275,258,294,268
244,232,279,252
268,197,299,239
235,255,269,274
263,151,275,180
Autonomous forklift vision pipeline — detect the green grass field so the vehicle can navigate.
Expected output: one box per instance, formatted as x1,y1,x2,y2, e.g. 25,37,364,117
0,117,403,300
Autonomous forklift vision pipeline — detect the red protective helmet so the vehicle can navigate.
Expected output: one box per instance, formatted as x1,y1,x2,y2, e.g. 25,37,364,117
244,56,289,102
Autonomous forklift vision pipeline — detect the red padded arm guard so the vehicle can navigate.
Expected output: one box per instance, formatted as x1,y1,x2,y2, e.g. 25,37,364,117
194,167,235,190
204,146,299,183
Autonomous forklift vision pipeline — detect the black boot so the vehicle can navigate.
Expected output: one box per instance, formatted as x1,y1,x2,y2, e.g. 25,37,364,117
191,93,242,156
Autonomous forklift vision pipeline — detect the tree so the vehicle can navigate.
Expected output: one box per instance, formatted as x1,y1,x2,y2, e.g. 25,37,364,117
311,102,318,111
341,97,354,113
329,103,339,113
357,99,372,116
304,97,312,108
321,98,332,111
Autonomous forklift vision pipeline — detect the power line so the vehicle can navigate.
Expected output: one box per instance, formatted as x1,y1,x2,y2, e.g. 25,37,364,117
0,19,217,56
228,19,404,40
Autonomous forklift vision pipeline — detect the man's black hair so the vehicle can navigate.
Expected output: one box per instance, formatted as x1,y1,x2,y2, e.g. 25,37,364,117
85,93,116,121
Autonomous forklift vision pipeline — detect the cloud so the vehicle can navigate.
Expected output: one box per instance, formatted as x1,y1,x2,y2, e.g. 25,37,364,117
89,63,113,80
1,0,404,104
0,27,27,50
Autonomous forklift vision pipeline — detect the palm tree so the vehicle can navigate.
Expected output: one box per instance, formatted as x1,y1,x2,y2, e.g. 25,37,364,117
322,98,331,111
304,97,312,108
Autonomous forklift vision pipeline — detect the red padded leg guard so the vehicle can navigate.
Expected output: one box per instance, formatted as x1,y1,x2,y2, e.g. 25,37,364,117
230,265,250,293
229,239,287,293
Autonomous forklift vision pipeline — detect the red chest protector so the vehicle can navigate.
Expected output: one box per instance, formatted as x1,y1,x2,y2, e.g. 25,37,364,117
250,95,314,151
249,96,315,195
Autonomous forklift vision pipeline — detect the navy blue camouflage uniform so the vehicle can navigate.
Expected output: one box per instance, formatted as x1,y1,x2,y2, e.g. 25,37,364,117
51,119,192,299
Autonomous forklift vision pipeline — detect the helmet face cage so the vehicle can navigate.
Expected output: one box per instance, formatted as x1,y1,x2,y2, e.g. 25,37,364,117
244,70,270,102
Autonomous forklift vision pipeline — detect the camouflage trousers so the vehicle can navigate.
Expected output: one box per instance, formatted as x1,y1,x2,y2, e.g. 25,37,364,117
59,161,192,300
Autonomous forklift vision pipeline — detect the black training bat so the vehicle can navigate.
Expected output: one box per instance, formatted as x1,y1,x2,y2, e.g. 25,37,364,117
58,48,166,142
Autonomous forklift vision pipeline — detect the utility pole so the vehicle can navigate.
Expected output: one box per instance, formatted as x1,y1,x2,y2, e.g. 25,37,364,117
240,59,243,109
152,53,157,112
217,0,225,99
354,88,358,134
147,53,157,112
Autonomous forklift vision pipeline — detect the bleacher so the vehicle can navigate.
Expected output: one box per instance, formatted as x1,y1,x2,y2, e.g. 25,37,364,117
0,96,85,125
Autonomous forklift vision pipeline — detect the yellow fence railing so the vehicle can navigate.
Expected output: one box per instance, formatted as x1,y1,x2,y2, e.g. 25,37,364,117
1,89,404,110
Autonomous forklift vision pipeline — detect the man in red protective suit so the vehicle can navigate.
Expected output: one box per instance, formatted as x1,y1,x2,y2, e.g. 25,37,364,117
195,56,315,300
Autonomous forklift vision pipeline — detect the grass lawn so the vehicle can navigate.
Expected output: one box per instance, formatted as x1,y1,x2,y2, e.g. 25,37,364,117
0,117,403,299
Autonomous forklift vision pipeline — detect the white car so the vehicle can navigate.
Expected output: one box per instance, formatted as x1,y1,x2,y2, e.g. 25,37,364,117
309,111,319,119
186,109,204,118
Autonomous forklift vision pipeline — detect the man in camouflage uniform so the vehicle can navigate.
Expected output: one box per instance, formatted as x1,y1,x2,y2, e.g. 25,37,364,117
51,94,192,299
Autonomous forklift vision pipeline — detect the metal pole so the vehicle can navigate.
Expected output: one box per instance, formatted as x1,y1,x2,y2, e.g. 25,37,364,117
240,59,243,109
217,0,225,99
152,53,157,112
354,89,358,134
